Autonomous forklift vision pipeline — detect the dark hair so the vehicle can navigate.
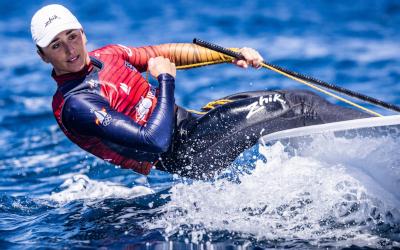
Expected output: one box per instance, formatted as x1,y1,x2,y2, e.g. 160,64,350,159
36,45,44,54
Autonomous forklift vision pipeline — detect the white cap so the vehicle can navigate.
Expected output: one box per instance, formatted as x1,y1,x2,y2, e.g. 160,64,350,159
31,4,82,47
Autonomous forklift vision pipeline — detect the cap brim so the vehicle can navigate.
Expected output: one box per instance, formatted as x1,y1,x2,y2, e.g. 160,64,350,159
36,22,83,48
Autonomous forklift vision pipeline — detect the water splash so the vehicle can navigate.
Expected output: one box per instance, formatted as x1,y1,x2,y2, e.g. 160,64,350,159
146,135,400,248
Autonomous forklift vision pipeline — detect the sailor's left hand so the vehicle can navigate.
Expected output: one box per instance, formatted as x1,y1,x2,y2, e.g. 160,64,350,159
233,47,264,69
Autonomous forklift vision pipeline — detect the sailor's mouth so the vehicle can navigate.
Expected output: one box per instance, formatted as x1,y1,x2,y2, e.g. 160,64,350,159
67,55,80,63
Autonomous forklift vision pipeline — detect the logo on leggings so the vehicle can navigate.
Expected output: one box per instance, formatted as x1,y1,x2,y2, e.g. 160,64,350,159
246,94,286,119
91,108,112,126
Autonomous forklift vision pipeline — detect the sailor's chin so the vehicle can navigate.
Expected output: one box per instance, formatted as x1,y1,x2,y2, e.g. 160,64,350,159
67,61,86,73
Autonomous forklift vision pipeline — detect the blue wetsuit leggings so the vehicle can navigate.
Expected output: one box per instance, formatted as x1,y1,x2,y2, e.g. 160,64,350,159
156,90,372,178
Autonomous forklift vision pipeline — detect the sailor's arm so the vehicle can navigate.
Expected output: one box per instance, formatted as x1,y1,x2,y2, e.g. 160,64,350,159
61,73,175,153
117,43,263,71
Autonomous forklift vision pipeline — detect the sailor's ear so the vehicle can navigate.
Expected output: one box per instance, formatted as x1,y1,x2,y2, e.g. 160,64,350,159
37,48,50,63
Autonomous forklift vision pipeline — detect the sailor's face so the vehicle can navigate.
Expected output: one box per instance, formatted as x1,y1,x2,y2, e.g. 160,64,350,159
38,29,89,75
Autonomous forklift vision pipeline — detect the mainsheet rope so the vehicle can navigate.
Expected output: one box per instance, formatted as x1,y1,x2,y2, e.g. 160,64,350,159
258,62,383,117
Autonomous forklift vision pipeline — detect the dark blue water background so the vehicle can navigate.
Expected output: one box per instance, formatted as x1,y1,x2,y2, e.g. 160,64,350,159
1,0,399,249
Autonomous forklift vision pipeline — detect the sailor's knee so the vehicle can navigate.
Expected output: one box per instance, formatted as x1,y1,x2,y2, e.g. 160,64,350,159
282,89,327,106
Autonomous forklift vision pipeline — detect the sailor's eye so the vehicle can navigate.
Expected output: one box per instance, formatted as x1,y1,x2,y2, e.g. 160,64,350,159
51,43,60,49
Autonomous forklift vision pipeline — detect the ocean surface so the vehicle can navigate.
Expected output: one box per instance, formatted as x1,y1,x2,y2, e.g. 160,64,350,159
1,0,400,249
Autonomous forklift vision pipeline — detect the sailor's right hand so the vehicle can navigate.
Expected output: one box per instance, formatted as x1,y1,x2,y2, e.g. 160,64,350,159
148,56,176,78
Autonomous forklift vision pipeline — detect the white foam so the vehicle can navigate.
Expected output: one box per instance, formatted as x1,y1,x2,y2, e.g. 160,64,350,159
300,134,400,204
44,174,154,203
146,136,400,246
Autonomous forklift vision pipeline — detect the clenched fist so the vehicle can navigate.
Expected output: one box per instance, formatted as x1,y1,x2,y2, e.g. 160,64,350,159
233,47,264,69
148,56,176,78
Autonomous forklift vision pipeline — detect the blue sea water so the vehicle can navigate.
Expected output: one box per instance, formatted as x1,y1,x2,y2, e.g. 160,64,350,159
0,0,400,249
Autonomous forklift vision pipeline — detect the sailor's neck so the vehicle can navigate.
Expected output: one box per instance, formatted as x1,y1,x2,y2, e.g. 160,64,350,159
52,61,94,86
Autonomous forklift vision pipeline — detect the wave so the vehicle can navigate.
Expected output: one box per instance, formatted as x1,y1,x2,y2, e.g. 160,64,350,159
43,174,155,204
